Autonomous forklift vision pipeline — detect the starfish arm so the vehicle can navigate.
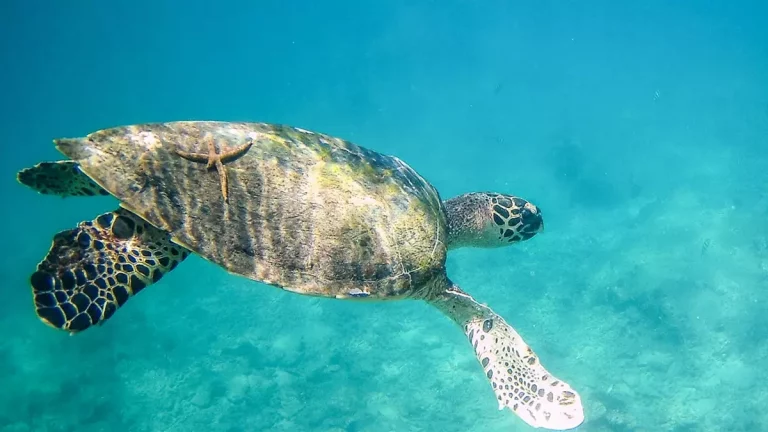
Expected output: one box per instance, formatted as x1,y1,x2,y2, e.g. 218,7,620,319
220,141,253,164
205,137,218,169
215,159,229,202
173,149,210,163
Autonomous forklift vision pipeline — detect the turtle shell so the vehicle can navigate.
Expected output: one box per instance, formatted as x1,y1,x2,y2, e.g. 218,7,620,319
54,121,448,299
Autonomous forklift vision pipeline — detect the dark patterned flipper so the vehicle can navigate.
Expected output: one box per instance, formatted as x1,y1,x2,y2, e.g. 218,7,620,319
30,208,190,333
17,161,109,197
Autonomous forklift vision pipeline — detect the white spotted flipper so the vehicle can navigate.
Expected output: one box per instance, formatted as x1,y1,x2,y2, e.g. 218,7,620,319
431,287,584,430
17,161,109,197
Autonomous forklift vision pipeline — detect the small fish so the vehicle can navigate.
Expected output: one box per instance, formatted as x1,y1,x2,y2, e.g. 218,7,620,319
701,239,711,255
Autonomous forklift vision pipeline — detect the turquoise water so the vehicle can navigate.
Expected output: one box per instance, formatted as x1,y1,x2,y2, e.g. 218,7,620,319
2,1,767,431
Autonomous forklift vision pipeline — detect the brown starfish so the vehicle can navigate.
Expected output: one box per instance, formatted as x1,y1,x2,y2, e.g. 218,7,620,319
174,135,252,203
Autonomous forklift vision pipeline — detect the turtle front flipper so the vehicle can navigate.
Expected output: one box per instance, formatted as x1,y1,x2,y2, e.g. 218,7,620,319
16,161,109,197
30,208,189,333
429,286,584,430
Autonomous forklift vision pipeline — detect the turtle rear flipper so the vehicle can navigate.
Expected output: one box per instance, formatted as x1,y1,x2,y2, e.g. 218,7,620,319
431,287,584,431
17,161,109,197
30,208,189,333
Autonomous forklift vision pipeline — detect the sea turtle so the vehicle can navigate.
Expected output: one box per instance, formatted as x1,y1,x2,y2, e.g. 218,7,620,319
17,121,584,430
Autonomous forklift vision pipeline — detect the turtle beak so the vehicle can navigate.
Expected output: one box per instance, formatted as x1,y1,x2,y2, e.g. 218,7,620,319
522,203,544,234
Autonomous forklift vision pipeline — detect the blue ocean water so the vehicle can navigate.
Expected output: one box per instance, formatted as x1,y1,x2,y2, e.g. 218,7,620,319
1,1,767,431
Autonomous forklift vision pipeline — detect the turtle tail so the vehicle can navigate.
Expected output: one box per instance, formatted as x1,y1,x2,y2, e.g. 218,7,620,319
16,161,109,197
29,208,190,333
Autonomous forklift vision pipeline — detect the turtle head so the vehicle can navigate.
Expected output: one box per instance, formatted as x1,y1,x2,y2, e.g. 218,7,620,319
443,192,544,250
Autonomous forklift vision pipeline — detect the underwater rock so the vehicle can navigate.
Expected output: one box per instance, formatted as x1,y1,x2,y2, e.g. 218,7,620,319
191,386,212,408
226,375,252,403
